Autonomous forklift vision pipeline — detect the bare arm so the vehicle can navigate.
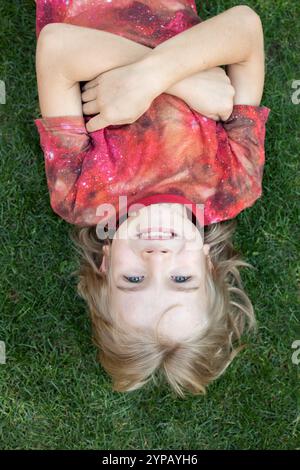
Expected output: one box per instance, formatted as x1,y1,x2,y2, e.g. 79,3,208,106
36,4,265,124
36,23,152,118
37,21,237,123
139,5,265,106
36,23,231,119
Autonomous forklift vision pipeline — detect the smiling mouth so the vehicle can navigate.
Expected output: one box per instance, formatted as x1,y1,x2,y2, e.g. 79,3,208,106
137,227,178,240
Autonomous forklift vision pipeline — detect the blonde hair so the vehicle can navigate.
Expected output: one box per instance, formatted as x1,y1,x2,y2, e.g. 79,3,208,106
69,219,256,398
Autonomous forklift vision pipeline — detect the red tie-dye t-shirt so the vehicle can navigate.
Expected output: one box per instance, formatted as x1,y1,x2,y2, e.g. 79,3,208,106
34,0,271,227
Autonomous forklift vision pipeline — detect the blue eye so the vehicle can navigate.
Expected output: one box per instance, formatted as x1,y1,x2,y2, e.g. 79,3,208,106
124,276,144,283
171,276,192,283
124,275,192,283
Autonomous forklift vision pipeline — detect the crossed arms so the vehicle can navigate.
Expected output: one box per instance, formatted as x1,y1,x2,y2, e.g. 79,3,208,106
36,5,265,126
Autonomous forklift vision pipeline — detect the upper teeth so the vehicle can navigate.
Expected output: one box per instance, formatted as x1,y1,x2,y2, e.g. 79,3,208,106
139,231,173,238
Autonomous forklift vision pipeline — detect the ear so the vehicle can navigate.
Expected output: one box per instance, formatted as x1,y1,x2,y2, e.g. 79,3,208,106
99,245,110,273
207,255,213,273
203,243,210,256
203,244,213,272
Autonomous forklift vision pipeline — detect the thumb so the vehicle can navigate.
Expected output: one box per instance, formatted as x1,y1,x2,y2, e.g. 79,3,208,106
86,114,110,132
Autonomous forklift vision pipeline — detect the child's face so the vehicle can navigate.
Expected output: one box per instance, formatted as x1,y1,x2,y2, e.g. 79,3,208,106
100,203,211,341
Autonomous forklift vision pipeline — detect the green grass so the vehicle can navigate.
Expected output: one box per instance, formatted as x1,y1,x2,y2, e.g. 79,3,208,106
0,0,299,450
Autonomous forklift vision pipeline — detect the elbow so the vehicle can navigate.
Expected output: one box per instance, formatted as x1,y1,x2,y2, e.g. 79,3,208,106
36,23,66,65
36,23,67,85
38,21,67,41
233,5,263,32
232,5,264,54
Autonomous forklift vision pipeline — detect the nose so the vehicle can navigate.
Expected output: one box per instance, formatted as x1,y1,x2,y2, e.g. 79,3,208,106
141,248,171,264
132,238,185,256
140,241,174,256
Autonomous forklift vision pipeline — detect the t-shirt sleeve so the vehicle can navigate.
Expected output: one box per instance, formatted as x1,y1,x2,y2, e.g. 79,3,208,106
34,115,92,224
204,104,271,224
222,104,270,168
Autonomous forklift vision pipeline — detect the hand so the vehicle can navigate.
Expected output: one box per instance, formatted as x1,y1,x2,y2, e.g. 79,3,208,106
81,62,163,132
174,67,235,121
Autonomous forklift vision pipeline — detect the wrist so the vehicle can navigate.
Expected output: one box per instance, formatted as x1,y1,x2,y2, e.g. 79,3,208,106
135,51,182,94
165,78,187,101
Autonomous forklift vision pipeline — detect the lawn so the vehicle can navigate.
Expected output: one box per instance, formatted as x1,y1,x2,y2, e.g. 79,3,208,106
0,0,299,450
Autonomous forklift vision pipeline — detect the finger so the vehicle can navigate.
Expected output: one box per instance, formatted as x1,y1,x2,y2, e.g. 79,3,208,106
82,78,99,91
86,114,110,132
82,81,96,91
220,110,232,121
206,113,219,121
81,87,97,102
82,100,99,115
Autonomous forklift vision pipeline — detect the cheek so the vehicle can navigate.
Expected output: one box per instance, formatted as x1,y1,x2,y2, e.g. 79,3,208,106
111,239,131,261
110,239,138,276
178,250,203,267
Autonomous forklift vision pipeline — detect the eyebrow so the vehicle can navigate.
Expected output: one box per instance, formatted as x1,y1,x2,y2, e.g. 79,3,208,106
116,285,200,293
